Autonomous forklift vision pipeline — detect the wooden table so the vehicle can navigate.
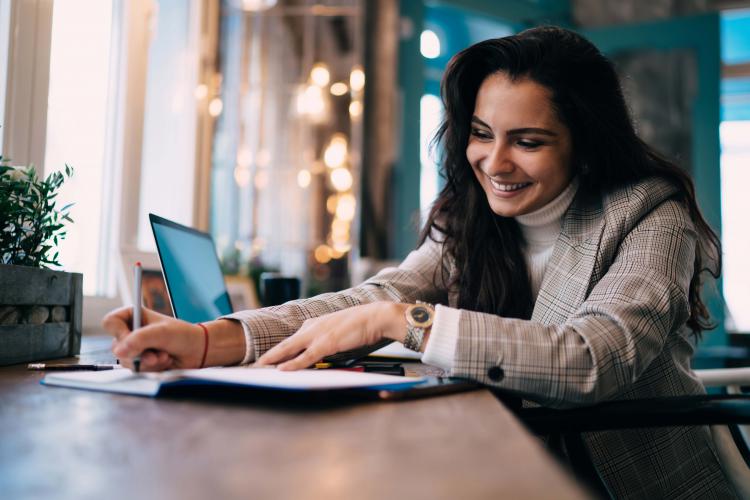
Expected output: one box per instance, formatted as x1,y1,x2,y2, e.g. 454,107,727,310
0,337,589,500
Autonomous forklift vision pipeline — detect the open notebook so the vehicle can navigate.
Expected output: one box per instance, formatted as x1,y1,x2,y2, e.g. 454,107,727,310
41,367,477,401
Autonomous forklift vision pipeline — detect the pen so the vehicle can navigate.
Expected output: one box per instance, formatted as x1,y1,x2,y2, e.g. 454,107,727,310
132,262,143,372
28,363,115,371
314,362,405,376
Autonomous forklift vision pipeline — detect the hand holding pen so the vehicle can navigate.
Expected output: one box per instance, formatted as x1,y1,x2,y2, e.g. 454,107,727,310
103,302,213,372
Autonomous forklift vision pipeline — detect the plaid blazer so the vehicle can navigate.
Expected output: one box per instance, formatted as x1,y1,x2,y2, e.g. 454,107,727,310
227,177,733,499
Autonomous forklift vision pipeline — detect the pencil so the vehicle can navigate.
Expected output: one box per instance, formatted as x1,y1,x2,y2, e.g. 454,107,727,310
132,262,143,372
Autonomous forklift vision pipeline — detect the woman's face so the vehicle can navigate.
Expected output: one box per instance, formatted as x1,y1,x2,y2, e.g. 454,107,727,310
466,72,573,217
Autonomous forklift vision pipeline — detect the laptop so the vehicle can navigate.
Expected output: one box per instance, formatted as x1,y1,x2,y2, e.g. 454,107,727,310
149,213,233,323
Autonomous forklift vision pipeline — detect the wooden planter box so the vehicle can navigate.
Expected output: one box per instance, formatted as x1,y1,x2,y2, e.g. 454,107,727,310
0,263,82,366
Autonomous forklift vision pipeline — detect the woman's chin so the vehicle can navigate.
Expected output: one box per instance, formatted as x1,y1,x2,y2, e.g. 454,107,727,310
485,194,529,218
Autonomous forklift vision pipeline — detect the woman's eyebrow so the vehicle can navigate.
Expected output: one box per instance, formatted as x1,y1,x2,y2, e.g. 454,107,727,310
470,117,558,138
471,116,491,128
507,127,558,137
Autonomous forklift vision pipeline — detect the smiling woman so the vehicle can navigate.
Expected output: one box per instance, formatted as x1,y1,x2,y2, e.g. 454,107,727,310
104,26,729,498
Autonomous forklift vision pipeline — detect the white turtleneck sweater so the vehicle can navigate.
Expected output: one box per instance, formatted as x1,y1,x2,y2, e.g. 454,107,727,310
422,179,579,371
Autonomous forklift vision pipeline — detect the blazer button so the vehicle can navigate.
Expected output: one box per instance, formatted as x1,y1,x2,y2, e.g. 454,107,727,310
487,366,504,382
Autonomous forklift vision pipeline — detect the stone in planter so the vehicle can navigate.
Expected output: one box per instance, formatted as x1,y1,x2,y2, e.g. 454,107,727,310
0,264,82,366
50,306,67,323
23,306,50,325
0,306,21,325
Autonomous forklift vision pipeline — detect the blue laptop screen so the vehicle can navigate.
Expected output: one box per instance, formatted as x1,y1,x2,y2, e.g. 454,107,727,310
150,215,232,323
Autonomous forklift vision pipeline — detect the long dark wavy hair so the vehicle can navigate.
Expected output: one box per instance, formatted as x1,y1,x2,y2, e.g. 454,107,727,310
420,26,721,333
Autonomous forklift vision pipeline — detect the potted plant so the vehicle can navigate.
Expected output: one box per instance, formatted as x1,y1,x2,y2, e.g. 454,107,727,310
0,156,81,366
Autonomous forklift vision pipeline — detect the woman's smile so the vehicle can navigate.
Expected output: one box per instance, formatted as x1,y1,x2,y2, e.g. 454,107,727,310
484,175,534,196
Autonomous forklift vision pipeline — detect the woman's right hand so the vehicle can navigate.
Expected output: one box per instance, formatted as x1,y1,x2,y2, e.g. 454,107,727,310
102,306,206,372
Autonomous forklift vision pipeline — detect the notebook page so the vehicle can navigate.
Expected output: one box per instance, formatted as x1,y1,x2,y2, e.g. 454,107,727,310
182,367,426,390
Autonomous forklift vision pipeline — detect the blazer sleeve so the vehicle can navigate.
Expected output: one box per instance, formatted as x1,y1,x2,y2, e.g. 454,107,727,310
221,236,449,360
450,199,698,408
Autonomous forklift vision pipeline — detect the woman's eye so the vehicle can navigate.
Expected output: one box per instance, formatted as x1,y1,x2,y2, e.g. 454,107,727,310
470,128,492,139
517,139,543,149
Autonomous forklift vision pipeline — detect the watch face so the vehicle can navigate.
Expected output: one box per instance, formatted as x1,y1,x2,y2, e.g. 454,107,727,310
409,305,433,327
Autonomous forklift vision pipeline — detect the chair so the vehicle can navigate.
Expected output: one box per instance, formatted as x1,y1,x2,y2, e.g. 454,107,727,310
508,368,750,499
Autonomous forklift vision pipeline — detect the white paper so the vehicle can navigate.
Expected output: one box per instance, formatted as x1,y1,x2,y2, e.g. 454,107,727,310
183,367,424,390
369,342,422,360
42,366,425,396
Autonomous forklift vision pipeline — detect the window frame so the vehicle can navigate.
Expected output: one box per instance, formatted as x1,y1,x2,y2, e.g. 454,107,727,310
1,0,218,333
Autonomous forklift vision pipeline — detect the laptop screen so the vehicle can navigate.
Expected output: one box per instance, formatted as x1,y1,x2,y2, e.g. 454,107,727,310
149,214,233,323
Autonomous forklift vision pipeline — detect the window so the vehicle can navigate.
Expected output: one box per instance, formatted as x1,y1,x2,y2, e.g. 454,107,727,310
721,121,750,331
419,93,441,222
44,0,116,296
0,0,10,152
720,9,750,332
0,0,216,332
136,0,202,252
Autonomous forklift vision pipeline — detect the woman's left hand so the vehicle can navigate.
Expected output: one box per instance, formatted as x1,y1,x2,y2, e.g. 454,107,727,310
256,301,409,370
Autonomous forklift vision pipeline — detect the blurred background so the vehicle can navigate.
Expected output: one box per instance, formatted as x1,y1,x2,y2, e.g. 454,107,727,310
1,0,748,361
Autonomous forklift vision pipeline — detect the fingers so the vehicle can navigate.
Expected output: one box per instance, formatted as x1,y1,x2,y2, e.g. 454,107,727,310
113,322,175,360
256,335,307,366
137,350,173,372
113,321,202,370
278,343,326,371
102,306,134,341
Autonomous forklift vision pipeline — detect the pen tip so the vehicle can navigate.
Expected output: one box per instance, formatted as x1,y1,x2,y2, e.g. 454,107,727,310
135,261,142,267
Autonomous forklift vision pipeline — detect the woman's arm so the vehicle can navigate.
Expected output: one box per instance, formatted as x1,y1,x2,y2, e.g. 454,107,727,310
103,307,247,371
104,236,448,370
224,236,449,361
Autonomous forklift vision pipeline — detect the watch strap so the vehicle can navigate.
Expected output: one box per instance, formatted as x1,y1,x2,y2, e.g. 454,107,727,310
404,324,425,352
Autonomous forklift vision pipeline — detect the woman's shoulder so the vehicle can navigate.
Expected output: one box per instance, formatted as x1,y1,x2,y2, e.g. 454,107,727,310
603,177,688,220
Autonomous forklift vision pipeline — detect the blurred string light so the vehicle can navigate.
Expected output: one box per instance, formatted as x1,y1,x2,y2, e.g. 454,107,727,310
323,133,348,168
420,29,440,59
237,147,253,168
297,169,312,188
330,167,353,192
310,63,330,87
349,66,365,92
238,0,277,11
296,84,327,122
331,218,349,240
208,97,223,117
194,84,208,99
335,193,356,221
330,82,348,96
332,241,351,255
326,194,339,214
348,100,362,119
314,244,333,264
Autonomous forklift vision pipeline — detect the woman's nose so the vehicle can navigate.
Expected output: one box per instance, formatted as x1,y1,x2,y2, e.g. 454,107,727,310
482,144,515,176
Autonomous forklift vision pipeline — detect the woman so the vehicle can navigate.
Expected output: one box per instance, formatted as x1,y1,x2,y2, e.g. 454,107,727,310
105,27,731,498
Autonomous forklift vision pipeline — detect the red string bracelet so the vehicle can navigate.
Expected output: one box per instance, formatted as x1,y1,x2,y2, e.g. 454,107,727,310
197,322,209,368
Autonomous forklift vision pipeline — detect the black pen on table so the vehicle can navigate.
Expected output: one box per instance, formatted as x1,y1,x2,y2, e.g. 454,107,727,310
132,261,143,372
28,363,115,371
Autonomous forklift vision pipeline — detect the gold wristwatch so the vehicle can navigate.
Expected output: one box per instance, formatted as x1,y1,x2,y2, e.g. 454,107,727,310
404,301,435,352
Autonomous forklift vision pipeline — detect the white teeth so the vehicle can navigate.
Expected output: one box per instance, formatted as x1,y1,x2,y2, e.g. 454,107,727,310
489,179,530,192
